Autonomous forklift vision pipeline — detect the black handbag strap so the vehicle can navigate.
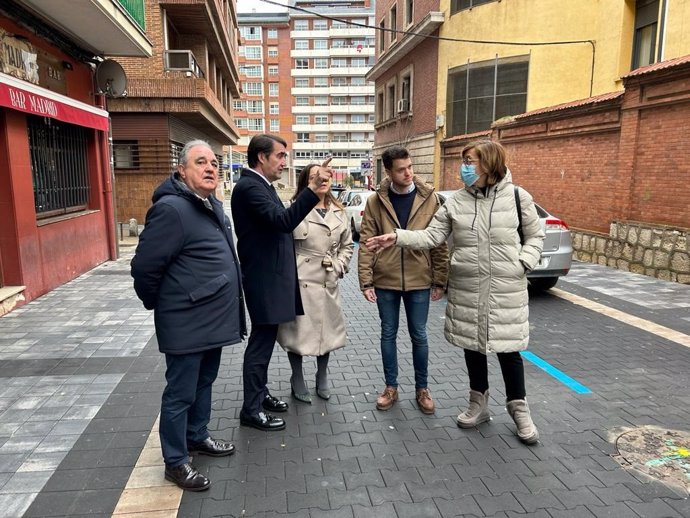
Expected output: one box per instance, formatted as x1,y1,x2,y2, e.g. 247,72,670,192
514,185,524,245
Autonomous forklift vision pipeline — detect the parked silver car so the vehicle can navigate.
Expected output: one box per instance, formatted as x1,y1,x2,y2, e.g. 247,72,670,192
344,190,375,241
437,190,572,291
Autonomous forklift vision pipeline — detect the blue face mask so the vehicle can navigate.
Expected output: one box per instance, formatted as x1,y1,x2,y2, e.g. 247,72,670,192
460,163,480,186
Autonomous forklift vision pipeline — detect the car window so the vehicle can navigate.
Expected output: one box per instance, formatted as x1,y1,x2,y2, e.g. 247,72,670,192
351,195,362,205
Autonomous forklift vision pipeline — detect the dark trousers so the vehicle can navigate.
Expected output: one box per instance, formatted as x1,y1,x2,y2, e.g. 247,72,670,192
160,348,222,467
464,348,526,401
242,323,278,415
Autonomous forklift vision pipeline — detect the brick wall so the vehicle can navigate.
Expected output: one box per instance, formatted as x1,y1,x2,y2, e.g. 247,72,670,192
439,58,690,283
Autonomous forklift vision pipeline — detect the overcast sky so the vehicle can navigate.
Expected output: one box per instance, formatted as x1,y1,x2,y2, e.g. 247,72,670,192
237,0,287,13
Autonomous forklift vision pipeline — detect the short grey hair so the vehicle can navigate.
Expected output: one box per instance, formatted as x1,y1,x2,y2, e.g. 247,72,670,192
179,139,212,166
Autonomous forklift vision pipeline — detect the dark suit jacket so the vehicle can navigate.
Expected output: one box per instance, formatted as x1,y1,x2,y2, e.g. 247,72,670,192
231,169,318,325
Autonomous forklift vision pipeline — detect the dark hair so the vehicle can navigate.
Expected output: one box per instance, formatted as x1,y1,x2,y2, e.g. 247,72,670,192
461,139,508,186
292,163,343,209
247,133,287,168
381,146,410,171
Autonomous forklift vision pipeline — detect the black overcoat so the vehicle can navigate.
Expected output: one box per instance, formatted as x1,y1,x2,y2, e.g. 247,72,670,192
131,175,246,354
230,169,318,325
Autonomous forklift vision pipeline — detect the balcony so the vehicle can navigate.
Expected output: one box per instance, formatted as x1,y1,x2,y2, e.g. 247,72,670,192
165,50,205,78
15,0,152,57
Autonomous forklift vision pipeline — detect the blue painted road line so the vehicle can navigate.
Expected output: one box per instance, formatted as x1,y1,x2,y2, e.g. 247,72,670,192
521,351,593,394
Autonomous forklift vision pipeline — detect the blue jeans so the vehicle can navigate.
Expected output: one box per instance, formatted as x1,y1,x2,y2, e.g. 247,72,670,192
375,288,430,389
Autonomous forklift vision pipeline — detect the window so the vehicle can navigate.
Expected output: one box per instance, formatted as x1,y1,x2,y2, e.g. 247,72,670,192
351,132,365,141
233,100,245,111
268,47,278,57
351,77,366,86
400,71,411,110
376,91,384,122
294,20,309,30
268,65,278,76
351,114,365,123
248,118,264,131
244,46,261,59
351,96,365,105
314,77,328,88
315,134,328,142
332,77,348,86
113,141,139,169
267,28,278,39
387,82,396,119
350,151,367,158
451,0,494,14
242,26,261,40
295,78,309,87
446,56,528,137
295,39,309,50
243,82,263,96
405,0,413,25
235,118,248,129
315,115,328,124
269,83,279,97
270,119,280,131
315,58,328,69
313,151,328,159
314,96,328,105
28,116,90,217
332,39,346,48
247,100,264,113
295,96,309,106
296,115,310,124
352,58,366,67
269,102,279,115
240,65,262,77
314,40,328,50
390,5,397,44
332,133,347,142
332,151,348,158
379,20,386,52
331,58,347,68
632,0,660,69
295,151,311,159
332,96,348,105
297,133,310,142
296,58,309,69
332,114,347,123
313,19,327,30
332,20,347,29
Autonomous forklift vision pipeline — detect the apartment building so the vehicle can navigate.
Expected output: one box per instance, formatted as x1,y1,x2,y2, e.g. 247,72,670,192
235,12,291,181
367,0,443,185
238,0,376,188
0,0,151,310
107,0,241,224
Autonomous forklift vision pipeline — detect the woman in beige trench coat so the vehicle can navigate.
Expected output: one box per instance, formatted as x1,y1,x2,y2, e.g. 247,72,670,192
277,164,354,403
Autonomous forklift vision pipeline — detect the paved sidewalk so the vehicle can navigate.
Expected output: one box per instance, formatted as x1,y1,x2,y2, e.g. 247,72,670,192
1,237,689,517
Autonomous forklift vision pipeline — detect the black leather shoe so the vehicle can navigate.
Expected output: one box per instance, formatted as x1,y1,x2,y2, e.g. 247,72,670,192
240,411,286,431
164,462,210,491
188,437,235,457
262,393,288,413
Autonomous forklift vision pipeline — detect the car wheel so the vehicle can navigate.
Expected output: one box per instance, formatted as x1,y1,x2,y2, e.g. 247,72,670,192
529,277,559,291
351,219,360,241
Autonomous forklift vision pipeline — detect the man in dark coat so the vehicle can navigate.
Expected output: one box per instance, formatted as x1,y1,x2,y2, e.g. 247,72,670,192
131,140,246,491
231,133,331,431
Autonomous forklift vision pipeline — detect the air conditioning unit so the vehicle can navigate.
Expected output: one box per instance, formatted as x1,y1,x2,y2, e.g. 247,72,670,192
396,98,410,114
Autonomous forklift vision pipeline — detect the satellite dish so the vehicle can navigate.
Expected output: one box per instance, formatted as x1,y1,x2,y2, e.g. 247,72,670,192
95,59,128,97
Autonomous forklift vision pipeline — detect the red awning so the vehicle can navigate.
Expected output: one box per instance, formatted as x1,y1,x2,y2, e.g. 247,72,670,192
0,72,109,131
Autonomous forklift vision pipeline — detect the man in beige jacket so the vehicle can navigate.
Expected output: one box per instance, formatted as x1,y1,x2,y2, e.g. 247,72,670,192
358,146,448,414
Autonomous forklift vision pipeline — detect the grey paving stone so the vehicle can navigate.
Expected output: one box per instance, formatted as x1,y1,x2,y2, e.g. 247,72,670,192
352,502,398,518
287,488,329,513
625,498,685,518
392,500,442,518
0,492,35,517
368,482,412,506
329,486,371,508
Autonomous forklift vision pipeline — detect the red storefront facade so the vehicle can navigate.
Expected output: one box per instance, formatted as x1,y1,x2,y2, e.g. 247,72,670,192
0,3,151,313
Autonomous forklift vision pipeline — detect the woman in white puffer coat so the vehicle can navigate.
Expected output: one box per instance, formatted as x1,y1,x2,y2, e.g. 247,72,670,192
365,140,545,444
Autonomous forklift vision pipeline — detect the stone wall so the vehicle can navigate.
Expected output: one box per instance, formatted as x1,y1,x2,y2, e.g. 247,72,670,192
572,222,690,284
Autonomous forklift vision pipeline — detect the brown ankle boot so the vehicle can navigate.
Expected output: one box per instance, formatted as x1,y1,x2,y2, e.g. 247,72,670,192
416,388,435,414
376,386,398,410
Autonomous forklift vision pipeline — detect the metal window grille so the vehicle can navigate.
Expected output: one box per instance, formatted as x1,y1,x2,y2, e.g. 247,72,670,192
28,115,90,218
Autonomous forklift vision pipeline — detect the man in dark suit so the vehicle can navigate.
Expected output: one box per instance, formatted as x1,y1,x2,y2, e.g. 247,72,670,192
231,134,332,431
132,140,246,491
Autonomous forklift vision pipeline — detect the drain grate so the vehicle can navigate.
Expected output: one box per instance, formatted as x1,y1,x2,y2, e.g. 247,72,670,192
613,426,690,495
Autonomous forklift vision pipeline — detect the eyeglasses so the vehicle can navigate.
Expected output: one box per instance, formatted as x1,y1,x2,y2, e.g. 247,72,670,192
462,157,478,166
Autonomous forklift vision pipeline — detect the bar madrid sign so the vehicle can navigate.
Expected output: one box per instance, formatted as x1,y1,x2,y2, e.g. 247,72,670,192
7,86,58,116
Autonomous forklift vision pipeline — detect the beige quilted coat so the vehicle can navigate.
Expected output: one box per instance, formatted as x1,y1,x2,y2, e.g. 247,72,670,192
395,172,544,354
277,206,354,356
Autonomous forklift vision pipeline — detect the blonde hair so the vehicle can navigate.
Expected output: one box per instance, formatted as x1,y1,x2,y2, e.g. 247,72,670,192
461,140,508,186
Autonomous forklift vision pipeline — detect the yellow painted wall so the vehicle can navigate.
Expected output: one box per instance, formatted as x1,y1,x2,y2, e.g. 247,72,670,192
437,0,690,126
